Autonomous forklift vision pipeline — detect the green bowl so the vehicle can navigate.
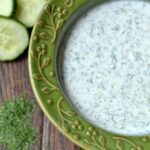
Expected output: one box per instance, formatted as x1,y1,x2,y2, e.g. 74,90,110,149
29,0,150,149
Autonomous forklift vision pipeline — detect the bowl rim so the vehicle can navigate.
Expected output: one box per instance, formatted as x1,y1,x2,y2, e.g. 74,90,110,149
29,0,150,149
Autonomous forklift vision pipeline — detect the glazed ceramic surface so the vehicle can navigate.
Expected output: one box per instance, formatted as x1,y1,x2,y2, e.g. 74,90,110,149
29,0,150,149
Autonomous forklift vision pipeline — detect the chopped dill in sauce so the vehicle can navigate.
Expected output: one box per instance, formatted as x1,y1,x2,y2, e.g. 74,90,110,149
61,0,150,135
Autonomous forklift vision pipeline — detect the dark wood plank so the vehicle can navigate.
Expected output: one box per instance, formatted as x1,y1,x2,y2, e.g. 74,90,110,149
42,116,82,150
0,53,81,150
0,52,44,150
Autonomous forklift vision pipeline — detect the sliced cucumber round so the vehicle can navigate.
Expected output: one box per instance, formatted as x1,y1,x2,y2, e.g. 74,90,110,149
0,0,15,17
15,0,47,27
0,17,29,61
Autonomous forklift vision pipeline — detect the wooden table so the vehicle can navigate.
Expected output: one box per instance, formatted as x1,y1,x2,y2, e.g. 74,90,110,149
0,52,82,150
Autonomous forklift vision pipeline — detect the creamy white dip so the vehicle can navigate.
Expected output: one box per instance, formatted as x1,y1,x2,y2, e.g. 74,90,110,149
61,0,150,135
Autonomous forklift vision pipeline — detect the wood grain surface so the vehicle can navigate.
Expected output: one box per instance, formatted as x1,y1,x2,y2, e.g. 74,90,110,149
0,51,82,150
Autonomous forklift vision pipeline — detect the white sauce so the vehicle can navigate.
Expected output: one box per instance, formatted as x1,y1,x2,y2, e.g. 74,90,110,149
61,0,150,135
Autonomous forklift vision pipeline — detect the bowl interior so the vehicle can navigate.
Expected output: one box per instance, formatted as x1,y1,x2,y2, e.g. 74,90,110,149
56,0,150,136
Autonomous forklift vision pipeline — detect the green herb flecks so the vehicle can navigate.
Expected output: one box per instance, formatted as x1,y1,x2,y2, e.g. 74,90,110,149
0,97,37,150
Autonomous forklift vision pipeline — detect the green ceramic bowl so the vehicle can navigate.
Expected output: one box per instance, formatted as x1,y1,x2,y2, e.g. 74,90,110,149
29,0,150,149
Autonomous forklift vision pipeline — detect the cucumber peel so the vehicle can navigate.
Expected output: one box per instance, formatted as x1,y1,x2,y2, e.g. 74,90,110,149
0,17,29,61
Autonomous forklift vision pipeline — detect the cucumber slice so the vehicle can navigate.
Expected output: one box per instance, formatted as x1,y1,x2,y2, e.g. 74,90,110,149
0,0,14,17
0,17,29,61
15,0,47,27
